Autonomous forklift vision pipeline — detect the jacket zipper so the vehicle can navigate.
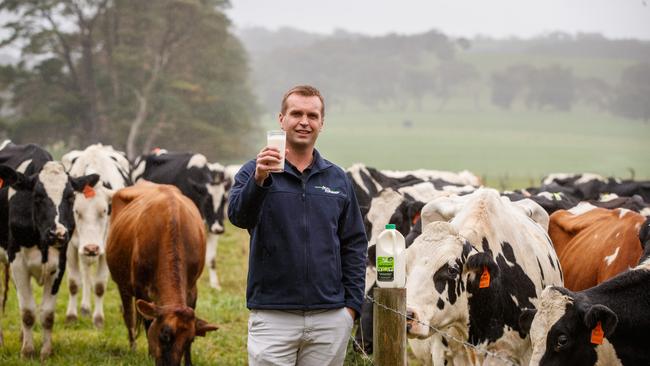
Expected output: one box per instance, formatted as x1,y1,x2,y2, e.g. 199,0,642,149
301,179,308,306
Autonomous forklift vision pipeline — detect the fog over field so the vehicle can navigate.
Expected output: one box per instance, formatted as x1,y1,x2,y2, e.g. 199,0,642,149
226,0,650,40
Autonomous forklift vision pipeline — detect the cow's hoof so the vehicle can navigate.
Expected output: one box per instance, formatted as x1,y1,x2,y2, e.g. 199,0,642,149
40,345,53,361
21,346,35,359
93,316,104,329
81,307,91,317
66,314,78,324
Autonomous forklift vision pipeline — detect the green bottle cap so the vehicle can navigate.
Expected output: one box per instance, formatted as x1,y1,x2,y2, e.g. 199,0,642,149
385,224,396,230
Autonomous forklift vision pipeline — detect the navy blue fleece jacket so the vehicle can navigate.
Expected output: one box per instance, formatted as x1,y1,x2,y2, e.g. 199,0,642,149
228,150,367,316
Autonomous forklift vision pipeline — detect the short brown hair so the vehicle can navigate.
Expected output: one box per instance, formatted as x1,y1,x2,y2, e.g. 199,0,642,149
280,85,325,118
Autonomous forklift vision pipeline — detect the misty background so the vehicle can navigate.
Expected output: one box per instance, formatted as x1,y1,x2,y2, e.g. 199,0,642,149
0,0,649,186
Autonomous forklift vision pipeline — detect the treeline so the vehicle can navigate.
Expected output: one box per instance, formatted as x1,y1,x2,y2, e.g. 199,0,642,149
0,0,259,161
241,28,650,121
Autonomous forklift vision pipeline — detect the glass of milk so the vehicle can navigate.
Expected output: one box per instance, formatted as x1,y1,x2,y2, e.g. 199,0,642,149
266,130,286,172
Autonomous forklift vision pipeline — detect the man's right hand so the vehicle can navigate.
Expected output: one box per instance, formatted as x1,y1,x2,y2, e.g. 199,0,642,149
255,146,283,186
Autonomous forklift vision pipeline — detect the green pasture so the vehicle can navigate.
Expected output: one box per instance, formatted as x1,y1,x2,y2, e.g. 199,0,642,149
263,105,650,189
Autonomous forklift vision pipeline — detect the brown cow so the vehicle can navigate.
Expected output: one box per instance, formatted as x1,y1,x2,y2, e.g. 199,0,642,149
549,202,646,291
106,181,218,366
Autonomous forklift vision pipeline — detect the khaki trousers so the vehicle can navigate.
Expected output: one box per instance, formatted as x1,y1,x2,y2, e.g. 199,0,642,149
248,308,354,366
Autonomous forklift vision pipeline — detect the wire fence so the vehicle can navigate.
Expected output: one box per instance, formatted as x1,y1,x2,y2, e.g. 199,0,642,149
347,293,519,366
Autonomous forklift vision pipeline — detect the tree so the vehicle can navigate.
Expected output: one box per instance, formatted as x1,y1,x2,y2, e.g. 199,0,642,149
610,62,650,122
0,0,258,161
525,65,575,111
490,64,535,109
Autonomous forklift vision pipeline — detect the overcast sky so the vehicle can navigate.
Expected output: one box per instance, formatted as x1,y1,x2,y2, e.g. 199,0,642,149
226,0,650,40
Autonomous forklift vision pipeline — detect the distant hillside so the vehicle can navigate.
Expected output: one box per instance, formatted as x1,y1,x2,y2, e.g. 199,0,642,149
239,27,650,120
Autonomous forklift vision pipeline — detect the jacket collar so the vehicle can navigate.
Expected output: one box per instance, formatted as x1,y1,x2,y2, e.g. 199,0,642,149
284,149,332,178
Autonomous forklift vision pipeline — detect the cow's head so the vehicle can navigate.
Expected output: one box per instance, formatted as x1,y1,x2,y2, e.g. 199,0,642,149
136,300,218,366
71,180,115,260
0,163,99,247
405,221,481,339
189,176,227,235
519,286,618,366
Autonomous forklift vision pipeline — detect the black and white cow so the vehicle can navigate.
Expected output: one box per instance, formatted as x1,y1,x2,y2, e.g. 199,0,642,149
380,168,481,187
0,142,97,359
541,173,609,201
405,188,563,365
346,163,423,218
355,182,476,354
131,150,228,289
519,258,650,366
61,144,131,328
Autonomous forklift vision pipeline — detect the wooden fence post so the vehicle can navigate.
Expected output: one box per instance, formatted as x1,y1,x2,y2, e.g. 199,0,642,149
373,287,407,366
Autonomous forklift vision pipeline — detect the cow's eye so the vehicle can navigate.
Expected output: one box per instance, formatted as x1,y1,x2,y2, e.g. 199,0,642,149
555,334,568,351
448,266,459,277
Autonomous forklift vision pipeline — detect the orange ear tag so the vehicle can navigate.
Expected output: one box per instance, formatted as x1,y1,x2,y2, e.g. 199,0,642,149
412,211,421,225
0,178,3,188
591,321,604,345
83,184,96,199
479,266,490,288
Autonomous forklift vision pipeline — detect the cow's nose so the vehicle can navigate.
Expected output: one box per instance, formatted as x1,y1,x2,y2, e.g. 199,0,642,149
83,244,100,257
210,223,225,234
406,308,417,333
48,228,68,242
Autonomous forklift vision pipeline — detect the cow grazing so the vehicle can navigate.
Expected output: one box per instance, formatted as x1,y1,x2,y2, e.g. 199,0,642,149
520,260,650,366
61,144,131,328
132,150,228,290
548,204,646,291
405,188,563,365
106,182,218,365
0,142,98,359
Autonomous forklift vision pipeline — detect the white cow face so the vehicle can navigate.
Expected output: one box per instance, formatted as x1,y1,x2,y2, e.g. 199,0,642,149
72,182,115,259
406,221,476,339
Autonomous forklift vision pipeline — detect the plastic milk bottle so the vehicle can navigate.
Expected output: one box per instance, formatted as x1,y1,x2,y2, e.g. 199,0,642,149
376,224,406,288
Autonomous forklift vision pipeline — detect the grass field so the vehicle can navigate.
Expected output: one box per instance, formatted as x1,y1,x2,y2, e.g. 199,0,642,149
262,105,650,189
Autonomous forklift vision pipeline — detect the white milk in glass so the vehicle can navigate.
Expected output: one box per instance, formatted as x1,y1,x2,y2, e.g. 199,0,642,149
267,130,286,172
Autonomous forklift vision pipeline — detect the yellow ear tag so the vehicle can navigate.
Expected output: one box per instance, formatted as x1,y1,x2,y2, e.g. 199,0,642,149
591,321,604,345
479,266,490,288
83,184,96,199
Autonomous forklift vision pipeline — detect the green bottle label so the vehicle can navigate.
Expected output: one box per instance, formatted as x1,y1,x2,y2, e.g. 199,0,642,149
377,256,394,281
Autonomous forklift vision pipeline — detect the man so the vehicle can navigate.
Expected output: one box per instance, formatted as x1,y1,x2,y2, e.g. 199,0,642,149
229,85,367,365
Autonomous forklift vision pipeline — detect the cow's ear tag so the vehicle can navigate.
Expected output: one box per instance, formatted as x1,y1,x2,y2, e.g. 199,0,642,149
83,184,96,199
591,321,604,345
0,178,3,188
479,266,490,288
412,211,421,225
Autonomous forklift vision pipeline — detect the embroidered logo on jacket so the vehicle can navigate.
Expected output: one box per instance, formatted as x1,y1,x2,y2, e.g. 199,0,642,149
314,185,341,195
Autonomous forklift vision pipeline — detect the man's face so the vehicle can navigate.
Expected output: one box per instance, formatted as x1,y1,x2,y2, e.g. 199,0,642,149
279,94,324,150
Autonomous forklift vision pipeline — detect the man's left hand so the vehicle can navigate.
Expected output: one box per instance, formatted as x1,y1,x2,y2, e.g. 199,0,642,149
346,307,356,321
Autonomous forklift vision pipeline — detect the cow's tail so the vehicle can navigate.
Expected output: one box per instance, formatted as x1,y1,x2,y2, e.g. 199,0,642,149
1,260,9,313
